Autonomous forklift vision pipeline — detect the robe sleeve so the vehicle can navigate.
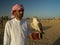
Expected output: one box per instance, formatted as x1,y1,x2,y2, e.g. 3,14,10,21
3,22,11,45
26,23,31,36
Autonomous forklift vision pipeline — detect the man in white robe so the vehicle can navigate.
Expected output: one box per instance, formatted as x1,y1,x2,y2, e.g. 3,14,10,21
3,4,32,45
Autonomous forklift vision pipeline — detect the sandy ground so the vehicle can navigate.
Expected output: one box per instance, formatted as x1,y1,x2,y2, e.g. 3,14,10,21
0,19,60,45
41,20,60,45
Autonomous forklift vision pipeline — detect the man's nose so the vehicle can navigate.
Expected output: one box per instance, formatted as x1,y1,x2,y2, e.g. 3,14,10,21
19,11,23,14
16,11,22,14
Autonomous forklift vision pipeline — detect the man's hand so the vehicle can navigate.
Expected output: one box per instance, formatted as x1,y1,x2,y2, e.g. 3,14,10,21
28,32,40,40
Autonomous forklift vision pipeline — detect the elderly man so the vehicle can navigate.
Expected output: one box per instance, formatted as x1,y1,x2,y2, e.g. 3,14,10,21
3,4,32,45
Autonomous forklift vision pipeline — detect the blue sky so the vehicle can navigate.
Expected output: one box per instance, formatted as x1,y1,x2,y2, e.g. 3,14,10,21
0,0,60,18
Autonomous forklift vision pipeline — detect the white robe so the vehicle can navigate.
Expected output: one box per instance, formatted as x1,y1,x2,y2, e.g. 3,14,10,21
3,18,30,45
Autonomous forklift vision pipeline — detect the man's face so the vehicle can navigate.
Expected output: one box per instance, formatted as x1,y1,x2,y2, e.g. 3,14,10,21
13,9,24,20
